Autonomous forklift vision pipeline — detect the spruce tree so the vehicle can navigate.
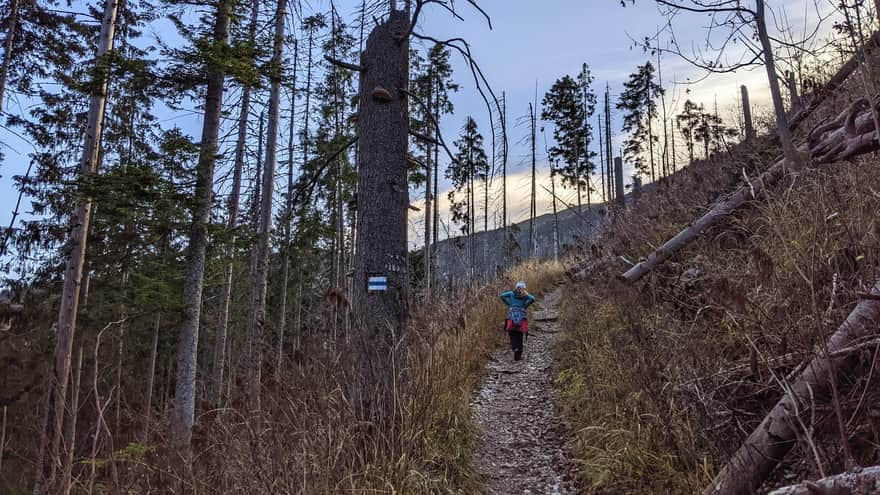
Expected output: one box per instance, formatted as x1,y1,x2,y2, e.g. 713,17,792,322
617,61,663,181
447,116,488,275
541,71,595,206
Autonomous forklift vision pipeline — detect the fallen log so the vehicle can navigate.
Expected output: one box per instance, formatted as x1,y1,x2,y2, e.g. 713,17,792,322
621,94,880,284
766,465,880,495
702,279,880,495
619,154,791,283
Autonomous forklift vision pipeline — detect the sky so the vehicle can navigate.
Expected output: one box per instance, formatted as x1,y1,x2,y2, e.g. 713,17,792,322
0,0,842,258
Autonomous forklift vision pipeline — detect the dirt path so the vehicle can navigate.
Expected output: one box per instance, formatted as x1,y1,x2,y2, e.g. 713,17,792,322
471,286,578,494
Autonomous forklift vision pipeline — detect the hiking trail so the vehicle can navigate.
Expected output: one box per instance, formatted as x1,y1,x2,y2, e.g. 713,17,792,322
472,285,578,494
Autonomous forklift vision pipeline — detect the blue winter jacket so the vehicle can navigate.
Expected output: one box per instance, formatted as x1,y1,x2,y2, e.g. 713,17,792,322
501,290,535,327
500,290,535,311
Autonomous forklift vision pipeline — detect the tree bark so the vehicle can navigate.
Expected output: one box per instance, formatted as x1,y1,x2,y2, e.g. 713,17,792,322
741,85,756,141
171,0,231,448
351,9,410,419
0,405,5,476
277,54,298,380
211,0,259,407
61,347,82,495
248,0,286,414
423,72,433,294
143,313,159,440
767,465,880,495
0,0,20,113
756,0,797,164
36,0,119,489
703,279,880,495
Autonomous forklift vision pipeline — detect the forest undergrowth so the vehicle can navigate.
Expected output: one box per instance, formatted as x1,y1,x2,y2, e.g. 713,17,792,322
34,260,564,494
555,119,880,491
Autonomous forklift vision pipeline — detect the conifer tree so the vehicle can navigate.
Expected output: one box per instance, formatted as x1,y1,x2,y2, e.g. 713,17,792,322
676,99,702,166
541,70,595,206
617,61,663,181
447,116,488,275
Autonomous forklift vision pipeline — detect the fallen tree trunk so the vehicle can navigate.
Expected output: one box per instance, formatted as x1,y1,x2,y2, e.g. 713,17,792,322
619,154,790,283
767,465,880,495
621,94,880,284
702,279,880,495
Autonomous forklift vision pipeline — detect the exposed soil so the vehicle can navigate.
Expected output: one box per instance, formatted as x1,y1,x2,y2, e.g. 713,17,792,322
472,286,579,494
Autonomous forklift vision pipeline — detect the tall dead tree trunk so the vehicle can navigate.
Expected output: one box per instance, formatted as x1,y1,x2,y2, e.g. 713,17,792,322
35,0,119,489
741,85,755,141
529,102,537,257
351,8,410,419
423,69,432,294
171,0,231,448
658,49,670,178
605,89,613,201
0,0,20,113
248,0,286,414
756,0,797,164
211,0,259,406
277,45,298,380
598,112,606,202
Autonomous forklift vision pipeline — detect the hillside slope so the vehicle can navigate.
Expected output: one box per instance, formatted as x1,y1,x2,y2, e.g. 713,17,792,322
555,95,880,493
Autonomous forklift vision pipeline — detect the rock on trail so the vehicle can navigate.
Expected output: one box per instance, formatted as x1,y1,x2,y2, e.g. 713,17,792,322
471,286,578,494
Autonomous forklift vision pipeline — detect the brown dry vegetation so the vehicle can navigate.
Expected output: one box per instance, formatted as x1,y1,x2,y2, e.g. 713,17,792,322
555,130,880,491
19,260,565,494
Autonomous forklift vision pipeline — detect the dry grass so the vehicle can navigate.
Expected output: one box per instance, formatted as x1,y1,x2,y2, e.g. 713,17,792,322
555,145,880,492
106,259,567,494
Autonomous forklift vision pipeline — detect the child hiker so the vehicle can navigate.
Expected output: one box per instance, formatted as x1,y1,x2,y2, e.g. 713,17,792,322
500,281,536,361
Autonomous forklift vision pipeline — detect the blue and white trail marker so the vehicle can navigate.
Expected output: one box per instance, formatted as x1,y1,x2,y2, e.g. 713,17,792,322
367,276,388,292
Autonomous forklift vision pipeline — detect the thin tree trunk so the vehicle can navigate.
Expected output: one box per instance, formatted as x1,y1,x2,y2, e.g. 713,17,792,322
605,89,613,201
423,69,433,294
249,0,287,413
648,114,655,183
551,171,559,260
741,85,756,141
211,0,259,407
36,0,120,490
0,0,20,113
658,49,669,178
598,112,606,202
276,46,298,379
61,347,82,495
171,0,231,448
501,91,507,229
432,79,440,274
529,102,536,258
0,405,5,476
755,0,796,163
143,313,160,440
351,10,410,419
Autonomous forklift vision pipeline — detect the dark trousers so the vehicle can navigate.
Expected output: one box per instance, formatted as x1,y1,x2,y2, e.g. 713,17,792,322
508,330,525,352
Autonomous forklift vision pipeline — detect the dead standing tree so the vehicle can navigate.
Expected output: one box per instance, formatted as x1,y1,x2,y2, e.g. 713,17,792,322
346,0,501,420
350,5,411,418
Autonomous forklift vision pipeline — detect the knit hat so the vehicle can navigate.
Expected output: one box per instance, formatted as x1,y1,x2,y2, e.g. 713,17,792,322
515,281,526,289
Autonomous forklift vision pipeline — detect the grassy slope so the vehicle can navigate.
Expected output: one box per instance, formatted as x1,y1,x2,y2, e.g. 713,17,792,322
555,135,880,492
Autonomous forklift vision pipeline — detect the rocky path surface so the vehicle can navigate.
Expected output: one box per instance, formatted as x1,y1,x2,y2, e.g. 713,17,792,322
472,286,578,494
